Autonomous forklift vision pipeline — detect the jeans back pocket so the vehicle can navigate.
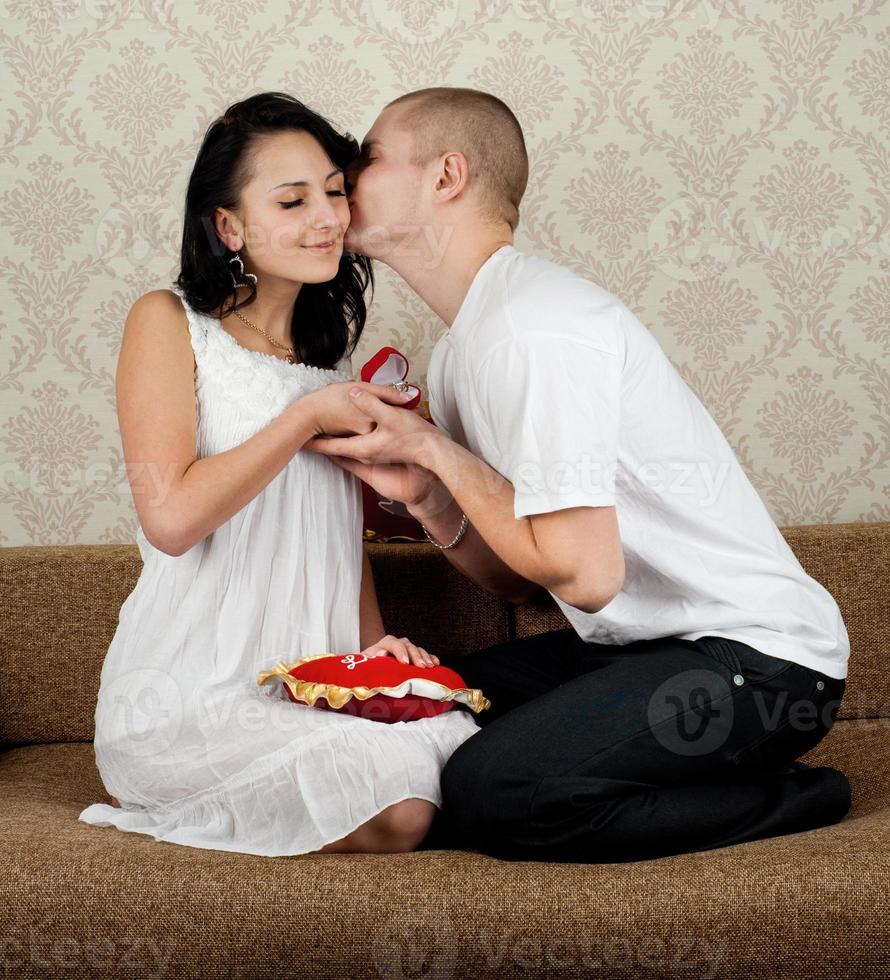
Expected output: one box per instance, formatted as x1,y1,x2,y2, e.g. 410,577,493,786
692,636,844,771
730,669,845,771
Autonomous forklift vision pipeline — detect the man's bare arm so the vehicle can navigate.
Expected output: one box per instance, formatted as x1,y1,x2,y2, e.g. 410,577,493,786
411,436,624,615
407,481,543,605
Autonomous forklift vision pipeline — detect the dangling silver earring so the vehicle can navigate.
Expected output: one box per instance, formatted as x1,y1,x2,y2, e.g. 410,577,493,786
229,250,258,289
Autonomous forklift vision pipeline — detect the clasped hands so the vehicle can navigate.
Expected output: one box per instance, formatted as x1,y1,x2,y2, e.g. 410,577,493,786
303,380,451,513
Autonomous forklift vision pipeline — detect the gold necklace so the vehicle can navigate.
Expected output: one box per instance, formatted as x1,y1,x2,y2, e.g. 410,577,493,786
231,309,297,364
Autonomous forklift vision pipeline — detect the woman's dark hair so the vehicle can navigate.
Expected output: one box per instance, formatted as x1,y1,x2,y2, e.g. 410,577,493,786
174,91,373,369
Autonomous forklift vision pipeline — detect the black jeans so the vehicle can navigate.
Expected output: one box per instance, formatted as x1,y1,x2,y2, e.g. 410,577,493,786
432,629,851,863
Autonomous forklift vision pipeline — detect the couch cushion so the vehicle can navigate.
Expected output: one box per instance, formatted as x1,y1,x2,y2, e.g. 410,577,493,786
513,521,890,721
0,720,887,979
0,542,511,748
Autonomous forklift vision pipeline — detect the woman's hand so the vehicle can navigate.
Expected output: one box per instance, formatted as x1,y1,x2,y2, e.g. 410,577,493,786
361,635,440,668
304,394,451,511
300,381,415,438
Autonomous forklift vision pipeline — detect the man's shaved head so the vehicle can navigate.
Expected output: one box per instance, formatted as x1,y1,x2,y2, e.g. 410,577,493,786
384,87,529,232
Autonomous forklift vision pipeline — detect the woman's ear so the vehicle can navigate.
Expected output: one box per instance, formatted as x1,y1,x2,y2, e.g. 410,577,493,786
212,206,242,252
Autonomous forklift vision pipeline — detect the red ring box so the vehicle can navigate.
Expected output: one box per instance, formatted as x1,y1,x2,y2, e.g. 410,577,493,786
360,346,422,410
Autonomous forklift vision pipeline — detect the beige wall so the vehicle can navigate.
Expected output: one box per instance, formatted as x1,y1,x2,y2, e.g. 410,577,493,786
1,0,888,545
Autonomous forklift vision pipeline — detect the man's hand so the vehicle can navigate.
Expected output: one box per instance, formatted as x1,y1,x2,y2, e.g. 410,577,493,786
308,451,442,511
303,388,452,511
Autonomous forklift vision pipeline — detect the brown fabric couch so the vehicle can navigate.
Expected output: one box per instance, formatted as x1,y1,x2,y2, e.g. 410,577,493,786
1,521,888,979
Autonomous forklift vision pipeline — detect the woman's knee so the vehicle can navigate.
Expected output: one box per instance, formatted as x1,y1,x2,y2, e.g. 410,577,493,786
314,798,436,854
373,798,437,851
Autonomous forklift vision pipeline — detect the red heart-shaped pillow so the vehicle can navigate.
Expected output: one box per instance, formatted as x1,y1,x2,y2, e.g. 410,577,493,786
257,652,490,724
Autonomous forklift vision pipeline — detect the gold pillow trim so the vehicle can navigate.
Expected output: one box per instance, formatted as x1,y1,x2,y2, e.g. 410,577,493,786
256,653,491,714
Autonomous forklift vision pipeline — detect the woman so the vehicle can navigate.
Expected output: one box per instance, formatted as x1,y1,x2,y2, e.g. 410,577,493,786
77,92,481,856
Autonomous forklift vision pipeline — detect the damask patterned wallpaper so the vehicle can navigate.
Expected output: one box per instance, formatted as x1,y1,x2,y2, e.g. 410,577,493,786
1,0,887,546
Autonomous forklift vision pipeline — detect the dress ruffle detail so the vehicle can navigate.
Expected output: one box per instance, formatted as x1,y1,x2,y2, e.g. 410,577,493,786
79,710,482,856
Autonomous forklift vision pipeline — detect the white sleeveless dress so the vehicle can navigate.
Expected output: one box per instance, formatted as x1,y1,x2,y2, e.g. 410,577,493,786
78,286,481,856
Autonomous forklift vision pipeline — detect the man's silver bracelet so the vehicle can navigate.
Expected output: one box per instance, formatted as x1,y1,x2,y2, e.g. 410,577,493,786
421,511,469,550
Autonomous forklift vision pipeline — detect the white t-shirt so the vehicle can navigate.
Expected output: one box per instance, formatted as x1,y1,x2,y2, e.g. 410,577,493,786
426,244,849,680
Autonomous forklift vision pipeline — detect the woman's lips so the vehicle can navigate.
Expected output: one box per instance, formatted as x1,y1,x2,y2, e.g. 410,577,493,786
303,241,337,253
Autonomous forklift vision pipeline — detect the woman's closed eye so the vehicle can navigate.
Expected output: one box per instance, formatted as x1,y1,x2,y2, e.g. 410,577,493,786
280,191,347,209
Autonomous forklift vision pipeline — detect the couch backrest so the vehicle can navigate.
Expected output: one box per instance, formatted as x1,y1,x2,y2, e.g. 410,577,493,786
0,542,511,748
1,522,886,747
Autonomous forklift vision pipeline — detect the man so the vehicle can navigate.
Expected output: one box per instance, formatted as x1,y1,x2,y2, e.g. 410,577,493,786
305,87,852,863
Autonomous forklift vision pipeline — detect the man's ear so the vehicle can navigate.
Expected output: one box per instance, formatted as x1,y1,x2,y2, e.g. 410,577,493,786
435,151,469,201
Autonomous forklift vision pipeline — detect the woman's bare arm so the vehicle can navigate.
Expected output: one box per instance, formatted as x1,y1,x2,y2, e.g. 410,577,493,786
358,548,386,649
117,289,318,556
